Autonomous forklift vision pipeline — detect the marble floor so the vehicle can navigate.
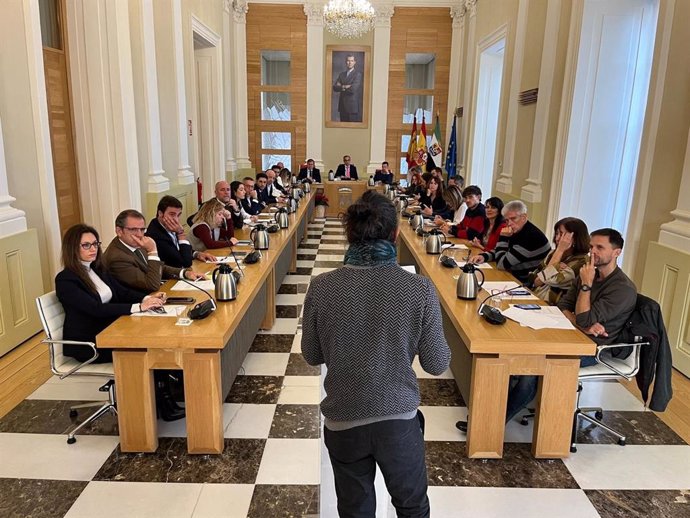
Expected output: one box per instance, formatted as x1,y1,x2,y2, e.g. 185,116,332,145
1,219,689,517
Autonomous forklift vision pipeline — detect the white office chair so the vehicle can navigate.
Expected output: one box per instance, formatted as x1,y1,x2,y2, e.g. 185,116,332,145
569,339,648,452
35,292,117,444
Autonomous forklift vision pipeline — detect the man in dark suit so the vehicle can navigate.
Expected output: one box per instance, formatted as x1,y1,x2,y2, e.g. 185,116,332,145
255,172,279,205
373,161,394,184
104,209,203,293
333,54,362,122
298,158,321,183
146,196,217,268
242,177,263,215
335,155,358,180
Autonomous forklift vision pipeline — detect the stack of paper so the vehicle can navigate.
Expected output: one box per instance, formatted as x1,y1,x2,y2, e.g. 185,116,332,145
170,279,215,291
457,261,492,269
480,281,539,300
501,305,575,330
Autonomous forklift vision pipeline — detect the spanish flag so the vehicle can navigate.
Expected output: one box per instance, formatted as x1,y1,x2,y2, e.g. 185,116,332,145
406,116,418,169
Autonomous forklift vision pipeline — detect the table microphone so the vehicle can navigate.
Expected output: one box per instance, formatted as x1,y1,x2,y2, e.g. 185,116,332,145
225,238,244,281
178,278,216,320
477,283,530,325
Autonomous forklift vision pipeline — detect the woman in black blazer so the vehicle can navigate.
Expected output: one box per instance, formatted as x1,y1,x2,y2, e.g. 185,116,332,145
55,224,165,363
419,176,450,219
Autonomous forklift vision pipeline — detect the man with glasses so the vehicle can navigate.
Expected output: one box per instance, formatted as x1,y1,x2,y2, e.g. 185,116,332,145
242,177,263,215
335,155,358,180
146,196,217,269
469,200,550,283
104,209,203,293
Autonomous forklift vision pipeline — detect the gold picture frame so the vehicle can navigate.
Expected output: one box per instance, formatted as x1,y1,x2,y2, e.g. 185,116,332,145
325,45,371,128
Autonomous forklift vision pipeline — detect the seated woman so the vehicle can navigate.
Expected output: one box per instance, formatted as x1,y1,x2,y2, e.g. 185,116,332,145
441,185,485,240
433,184,466,227
405,171,423,197
229,180,258,229
55,224,183,421
471,196,507,252
189,200,239,251
529,217,590,304
419,176,449,218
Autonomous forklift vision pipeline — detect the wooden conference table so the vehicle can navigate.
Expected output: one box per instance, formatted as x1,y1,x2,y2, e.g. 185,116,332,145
97,194,314,454
315,180,385,217
398,221,595,459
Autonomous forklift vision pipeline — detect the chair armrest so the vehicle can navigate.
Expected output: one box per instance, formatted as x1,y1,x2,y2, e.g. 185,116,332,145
41,338,99,379
594,341,649,378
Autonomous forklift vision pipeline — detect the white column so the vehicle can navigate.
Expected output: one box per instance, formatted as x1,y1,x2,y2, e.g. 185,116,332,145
659,127,690,252
0,117,27,237
223,0,237,175
521,0,561,202
66,0,142,240
446,5,466,176
231,0,252,171
459,0,478,179
130,0,169,193
304,3,325,171
154,0,194,185
495,0,529,194
366,4,394,175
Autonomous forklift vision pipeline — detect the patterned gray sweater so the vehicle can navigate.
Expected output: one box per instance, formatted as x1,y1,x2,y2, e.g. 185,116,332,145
301,263,451,422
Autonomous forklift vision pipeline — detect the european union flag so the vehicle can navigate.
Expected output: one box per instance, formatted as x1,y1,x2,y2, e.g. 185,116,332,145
445,116,457,178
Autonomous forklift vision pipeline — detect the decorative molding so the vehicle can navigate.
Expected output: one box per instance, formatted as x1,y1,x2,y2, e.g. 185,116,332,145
0,117,27,237
223,0,232,14
375,5,395,27
304,3,323,25
232,0,249,23
450,4,466,29
465,0,478,19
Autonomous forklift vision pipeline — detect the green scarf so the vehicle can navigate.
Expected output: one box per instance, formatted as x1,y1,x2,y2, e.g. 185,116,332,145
344,239,397,267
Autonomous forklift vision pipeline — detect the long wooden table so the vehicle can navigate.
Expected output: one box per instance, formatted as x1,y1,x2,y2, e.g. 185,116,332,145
316,180,384,217
397,222,595,459
97,195,314,454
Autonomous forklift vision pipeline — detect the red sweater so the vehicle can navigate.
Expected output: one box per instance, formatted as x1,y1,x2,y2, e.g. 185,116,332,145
192,219,235,249
483,221,508,251
452,204,486,240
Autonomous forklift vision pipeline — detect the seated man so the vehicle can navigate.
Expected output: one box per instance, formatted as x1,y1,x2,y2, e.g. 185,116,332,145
558,228,637,362
335,155,358,180
265,169,286,203
373,161,394,184
104,209,203,293
242,177,263,215
444,185,485,240
298,158,321,183
469,200,550,284
146,195,216,268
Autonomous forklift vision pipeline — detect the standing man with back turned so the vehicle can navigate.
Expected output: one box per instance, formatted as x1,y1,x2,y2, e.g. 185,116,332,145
302,191,450,517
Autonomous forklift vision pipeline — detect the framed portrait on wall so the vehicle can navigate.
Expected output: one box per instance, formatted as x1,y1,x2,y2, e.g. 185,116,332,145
325,45,371,128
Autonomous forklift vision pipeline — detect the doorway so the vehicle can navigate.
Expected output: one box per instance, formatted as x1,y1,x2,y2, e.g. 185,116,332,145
556,0,658,247
469,35,506,198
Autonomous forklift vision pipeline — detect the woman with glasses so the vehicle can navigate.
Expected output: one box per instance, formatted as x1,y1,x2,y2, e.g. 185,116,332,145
528,217,590,304
55,224,165,364
189,200,239,251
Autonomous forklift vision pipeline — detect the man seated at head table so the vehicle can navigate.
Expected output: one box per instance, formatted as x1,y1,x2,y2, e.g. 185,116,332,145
298,158,322,183
335,155,359,180
242,177,264,215
373,161,394,185
469,200,551,284
103,209,204,294
146,195,217,269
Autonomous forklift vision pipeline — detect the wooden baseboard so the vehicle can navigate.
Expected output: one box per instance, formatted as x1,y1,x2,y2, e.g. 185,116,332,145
0,332,51,419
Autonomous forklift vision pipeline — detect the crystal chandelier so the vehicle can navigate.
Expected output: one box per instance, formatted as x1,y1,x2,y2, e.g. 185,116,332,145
323,0,376,39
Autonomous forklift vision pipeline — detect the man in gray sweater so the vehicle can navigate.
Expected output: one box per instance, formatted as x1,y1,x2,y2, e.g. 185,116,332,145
302,191,450,518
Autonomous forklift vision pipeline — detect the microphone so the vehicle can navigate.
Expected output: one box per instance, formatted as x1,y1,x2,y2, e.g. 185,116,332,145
477,283,530,325
178,277,216,320
225,237,244,280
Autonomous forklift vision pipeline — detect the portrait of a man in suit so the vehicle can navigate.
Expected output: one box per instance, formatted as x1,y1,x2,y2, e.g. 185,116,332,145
327,47,369,127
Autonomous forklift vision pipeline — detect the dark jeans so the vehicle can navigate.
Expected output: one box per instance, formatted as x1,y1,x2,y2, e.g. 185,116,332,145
505,375,538,423
324,411,429,518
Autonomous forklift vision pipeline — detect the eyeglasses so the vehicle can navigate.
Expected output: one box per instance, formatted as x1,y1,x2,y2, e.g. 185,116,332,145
122,227,147,233
80,241,102,250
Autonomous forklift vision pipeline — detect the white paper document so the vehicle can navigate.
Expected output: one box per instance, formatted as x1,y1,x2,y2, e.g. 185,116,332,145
170,279,215,291
441,243,469,251
205,255,243,266
131,305,187,317
401,265,417,274
502,305,576,330
456,261,492,269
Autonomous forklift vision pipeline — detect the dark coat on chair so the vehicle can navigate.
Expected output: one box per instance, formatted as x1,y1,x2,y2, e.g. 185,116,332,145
103,237,183,293
298,167,321,183
618,294,673,412
146,218,193,269
55,267,146,362
335,164,358,180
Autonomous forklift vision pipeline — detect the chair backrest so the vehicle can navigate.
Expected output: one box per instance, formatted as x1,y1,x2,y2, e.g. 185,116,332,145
36,291,67,368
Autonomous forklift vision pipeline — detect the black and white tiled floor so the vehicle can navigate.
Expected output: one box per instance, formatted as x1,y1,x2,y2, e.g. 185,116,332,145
1,218,690,517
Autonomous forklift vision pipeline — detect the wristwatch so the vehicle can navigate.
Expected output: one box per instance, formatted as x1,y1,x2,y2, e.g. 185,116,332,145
580,284,592,292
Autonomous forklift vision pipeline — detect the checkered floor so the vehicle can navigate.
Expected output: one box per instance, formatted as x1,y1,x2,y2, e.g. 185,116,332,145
1,219,689,517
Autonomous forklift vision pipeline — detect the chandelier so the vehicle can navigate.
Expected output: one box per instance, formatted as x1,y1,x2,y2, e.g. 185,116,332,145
323,0,376,39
